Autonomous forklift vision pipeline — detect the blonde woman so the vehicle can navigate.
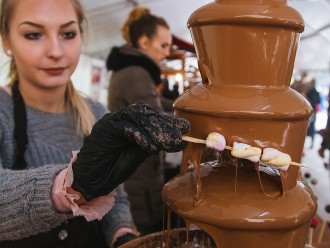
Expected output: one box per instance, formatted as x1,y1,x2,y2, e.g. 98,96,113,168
0,0,189,247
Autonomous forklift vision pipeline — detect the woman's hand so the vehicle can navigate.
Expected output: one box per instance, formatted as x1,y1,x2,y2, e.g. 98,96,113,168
71,103,189,200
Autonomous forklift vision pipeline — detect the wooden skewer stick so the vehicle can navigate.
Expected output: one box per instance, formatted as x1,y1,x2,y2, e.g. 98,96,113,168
317,219,327,243
182,135,307,168
308,227,313,246
182,136,206,144
182,136,232,150
262,161,307,168
290,161,307,168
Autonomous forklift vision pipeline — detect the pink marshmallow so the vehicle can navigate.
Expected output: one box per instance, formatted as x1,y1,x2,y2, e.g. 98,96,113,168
206,132,226,152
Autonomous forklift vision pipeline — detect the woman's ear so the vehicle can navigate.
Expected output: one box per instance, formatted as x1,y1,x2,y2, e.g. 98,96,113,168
137,35,150,50
1,37,12,57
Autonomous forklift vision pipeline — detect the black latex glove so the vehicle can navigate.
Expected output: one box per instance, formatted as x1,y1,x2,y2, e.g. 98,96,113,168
71,103,189,200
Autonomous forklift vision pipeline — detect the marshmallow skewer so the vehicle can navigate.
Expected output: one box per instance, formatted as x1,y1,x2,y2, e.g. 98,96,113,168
182,135,232,151
182,135,307,168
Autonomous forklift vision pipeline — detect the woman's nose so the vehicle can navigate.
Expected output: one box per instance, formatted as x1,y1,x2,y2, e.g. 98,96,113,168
164,47,171,57
46,37,64,59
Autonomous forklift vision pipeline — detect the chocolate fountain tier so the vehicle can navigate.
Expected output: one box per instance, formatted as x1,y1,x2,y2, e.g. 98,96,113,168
175,85,311,120
188,1,304,88
163,161,317,248
174,84,312,192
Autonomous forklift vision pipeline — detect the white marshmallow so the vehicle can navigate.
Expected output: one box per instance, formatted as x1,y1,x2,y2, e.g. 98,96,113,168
231,142,262,163
261,148,291,171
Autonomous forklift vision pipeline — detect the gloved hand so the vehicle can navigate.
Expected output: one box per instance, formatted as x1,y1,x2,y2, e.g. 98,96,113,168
71,103,189,201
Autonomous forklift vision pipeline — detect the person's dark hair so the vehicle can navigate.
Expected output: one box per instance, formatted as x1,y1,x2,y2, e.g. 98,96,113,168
121,7,169,48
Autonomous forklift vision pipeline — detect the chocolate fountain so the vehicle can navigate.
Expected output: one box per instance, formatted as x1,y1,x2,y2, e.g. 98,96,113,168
162,0,317,247
120,0,317,247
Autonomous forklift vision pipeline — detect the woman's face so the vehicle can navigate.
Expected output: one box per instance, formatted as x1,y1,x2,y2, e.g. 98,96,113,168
2,0,81,90
140,25,172,65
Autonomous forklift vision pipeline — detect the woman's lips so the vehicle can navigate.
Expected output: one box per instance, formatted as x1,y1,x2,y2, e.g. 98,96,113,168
43,68,65,75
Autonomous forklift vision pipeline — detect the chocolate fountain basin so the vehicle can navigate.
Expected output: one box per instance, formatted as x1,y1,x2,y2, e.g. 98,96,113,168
118,228,216,248
118,227,314,248
161,161,317,248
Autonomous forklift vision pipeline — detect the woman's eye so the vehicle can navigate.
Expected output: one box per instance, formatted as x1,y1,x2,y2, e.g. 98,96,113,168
62,32,77,39
161,43,171,49
24,32,42,40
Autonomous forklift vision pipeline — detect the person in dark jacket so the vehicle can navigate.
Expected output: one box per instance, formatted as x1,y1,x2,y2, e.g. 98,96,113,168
306,79,321,148
106,6,172,235
318,85,330,168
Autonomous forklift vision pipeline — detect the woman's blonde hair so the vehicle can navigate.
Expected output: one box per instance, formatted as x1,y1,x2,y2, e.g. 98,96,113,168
121,6,169,48
0,0,95,137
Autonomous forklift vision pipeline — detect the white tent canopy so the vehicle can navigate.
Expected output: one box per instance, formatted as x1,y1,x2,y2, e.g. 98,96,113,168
81,0,330,73
1,0,329,94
